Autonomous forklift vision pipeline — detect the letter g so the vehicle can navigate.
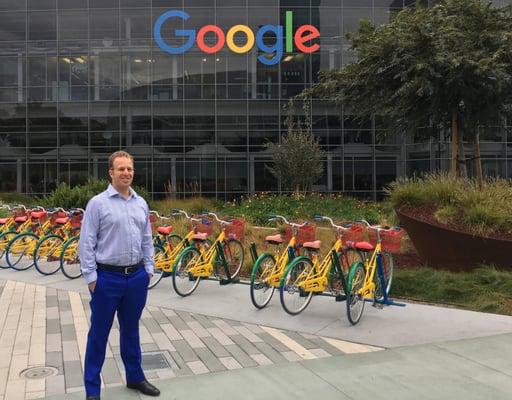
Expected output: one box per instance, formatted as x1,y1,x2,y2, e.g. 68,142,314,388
154,10,196,54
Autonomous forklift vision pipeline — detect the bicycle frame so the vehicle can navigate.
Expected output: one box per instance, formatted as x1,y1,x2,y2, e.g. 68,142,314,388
154,229,199,273
188,229,227,278
296,238,344,293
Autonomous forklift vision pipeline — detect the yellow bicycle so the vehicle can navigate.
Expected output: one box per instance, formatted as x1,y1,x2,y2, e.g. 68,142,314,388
249,215,314,309
0,205,34,268
279,216,363,315
33,208,83,276
6,206,52,271
346,220,404,325
172,212,244,297
149,209,214,289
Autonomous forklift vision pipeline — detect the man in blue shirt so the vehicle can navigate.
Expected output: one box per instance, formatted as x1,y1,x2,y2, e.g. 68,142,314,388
79,151,160,400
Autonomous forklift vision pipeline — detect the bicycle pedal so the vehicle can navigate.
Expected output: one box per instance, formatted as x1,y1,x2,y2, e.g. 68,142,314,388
162,271,172,277
219,278,230,285
335,294,346,302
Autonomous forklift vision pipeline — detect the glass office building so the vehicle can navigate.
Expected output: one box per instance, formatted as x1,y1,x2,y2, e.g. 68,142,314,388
0,0,510,200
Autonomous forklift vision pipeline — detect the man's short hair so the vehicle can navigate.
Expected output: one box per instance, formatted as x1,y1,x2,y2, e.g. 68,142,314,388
108,150,134,170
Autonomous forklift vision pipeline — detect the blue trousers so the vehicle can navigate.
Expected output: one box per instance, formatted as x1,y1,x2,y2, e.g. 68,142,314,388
84,267,149,396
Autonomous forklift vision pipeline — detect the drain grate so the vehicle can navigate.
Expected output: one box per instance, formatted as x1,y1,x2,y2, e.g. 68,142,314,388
142,352,172,371
20,366,59,379
114,351,179,373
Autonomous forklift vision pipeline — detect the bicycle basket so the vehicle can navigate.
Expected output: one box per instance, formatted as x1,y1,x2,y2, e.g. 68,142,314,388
149,212,158,230
284,223,316,245
341,224,365,243
70,213,83,229
368,227,404,253
224,218,245,241
191,218,213,236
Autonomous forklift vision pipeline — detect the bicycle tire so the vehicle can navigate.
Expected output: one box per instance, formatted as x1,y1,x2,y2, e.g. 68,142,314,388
249,253,276,309
279,256,314,316
346,261,366,325
329,248,363,293
60,236,82,279
148,243,166,289
172,246,201,297
34,234,65,275
0,231,17,269
215,238,244,280
6,232,39,271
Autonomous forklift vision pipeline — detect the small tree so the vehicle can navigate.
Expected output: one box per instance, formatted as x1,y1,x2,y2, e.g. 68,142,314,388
265,103,325,195
304,0,512,186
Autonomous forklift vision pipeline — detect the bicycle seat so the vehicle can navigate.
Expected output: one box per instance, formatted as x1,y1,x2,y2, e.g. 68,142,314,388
31,211,46,220
354,241,374,251
265,234,284,244
191,232,209,241
157,226,173,235
0,218,8,224
302,240,321,250
55,217,70,225
14,216,28,223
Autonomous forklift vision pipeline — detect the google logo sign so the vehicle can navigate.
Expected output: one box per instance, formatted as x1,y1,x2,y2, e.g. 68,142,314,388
154,10,320,66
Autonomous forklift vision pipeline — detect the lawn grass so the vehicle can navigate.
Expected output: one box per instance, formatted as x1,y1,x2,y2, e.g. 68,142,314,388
393,266,512,316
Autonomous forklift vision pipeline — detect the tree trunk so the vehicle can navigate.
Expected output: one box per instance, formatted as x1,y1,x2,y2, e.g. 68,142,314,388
457,116,467,178
474,128,483,189
450,111,458,177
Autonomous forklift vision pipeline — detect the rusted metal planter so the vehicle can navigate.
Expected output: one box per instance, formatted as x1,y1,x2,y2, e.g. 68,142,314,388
396,208,512,271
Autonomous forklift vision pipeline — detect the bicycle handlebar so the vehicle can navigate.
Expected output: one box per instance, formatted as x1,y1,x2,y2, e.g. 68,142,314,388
314,215,350,232
150,210,171,221
268,215,308,228
201,211,231,225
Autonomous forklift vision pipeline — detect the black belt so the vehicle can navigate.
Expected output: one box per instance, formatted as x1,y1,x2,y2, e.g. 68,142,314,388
97,260,143,275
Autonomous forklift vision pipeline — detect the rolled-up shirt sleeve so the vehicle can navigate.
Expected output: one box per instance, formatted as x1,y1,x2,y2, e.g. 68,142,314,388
142,203,155,275
78,198,100,284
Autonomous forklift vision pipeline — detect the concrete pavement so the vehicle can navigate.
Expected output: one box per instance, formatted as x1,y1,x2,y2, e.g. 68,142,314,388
0,266,510,399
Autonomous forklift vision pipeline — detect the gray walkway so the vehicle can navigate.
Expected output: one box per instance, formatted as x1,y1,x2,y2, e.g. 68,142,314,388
0,266,511,399
46,333,512,400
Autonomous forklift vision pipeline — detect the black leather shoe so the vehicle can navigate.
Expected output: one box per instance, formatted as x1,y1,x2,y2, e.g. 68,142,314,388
86,396,100,400
127,380,160,396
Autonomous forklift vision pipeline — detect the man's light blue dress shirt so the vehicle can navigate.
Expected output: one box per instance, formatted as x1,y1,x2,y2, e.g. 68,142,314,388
78,184,154,284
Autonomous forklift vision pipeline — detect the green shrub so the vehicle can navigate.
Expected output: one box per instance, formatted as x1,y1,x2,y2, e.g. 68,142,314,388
0,192,38,207
41,179,153,210
218,193,384,226
387,173,512,236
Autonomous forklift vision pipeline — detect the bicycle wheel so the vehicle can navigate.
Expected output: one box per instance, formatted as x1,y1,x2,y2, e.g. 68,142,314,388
346,261,366,325
34,234,65,275
148,244,166,289
6,232,39,271
216,238,244,280
279,256,314,316
374,252,394,301
172,246,201,297
166,234,183,252
0,231,17,269
60,236,82,279
250,253,276,309
329,248,363,293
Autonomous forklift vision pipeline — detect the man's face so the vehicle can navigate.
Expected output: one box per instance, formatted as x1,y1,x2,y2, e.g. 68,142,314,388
109,156,134,191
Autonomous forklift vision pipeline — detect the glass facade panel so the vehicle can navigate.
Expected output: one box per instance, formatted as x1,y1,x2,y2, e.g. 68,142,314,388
0,1,511,199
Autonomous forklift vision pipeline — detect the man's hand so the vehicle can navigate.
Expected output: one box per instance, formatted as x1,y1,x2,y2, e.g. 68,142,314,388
88,281,96,293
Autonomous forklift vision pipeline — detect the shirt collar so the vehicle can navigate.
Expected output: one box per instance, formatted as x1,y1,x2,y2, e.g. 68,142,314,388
107,184,137,199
